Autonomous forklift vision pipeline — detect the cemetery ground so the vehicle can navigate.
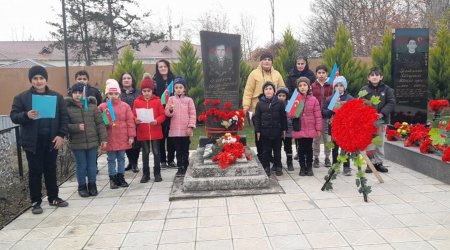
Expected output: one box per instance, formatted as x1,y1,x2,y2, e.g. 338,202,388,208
1,146,450,250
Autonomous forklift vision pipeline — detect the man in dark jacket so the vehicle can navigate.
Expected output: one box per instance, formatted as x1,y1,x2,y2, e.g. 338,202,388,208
10,66,70,214
359,67,396,173
254,81,287,177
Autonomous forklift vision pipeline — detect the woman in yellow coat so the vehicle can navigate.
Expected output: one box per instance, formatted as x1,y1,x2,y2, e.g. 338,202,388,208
242,51,285,161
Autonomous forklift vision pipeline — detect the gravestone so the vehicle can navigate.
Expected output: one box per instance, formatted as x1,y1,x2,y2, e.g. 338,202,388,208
391,28,429,124
200,31,241,109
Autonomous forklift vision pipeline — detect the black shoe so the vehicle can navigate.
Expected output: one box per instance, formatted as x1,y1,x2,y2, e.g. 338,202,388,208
140,175,150,183
49,197,69,207
125,163,132,171
306,163,314,176
265,167,271,177
88,183,98,196
168,162,177,168
132,163,140,173
287,156,294,171
299,167,306,176
31,202,43,214
109,175,119,189
161,162,167,169
116,173,129,187
325,158,332,168
365,165,373,173
313,158,320,168
275,169,283,176
375,163,389,173
176,168,184,177
78,184,90,197
154,167,163,182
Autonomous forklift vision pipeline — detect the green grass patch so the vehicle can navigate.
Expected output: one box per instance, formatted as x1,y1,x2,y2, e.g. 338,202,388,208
190,124,255,150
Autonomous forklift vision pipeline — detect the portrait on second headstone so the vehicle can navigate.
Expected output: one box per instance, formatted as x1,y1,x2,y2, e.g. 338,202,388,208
398,37,425,68
209,44,234,78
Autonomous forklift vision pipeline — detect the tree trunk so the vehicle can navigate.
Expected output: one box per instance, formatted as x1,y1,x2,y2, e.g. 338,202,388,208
81,0,92,66
107,0,118,67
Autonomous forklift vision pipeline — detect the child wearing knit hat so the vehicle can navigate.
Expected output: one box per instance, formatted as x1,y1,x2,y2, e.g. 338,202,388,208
133,78,166,183
322,76,354,176
98,79,136,189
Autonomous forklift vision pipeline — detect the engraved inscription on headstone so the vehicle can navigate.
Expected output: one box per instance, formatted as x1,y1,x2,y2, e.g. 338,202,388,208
200,31,241,109
391,28,429,124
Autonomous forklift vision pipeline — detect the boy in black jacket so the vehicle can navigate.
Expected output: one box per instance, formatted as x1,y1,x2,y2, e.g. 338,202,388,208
254,82,287,176
359,67,396,173
10,66,70,214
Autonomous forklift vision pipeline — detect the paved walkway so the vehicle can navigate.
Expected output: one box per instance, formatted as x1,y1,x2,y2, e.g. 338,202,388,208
1,149,450,250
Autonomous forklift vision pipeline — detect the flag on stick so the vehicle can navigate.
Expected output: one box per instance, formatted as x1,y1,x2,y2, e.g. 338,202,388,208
327,63,339,84
161,80,173,105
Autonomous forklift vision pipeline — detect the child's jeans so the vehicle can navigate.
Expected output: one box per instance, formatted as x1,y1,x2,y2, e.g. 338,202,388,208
107,150,126,176
73,147,98,185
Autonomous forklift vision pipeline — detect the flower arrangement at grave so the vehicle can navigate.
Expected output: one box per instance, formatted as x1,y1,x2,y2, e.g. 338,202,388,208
429,99,449,120
209,133,249,169
385,116,450,162
198,99,246,137
321,90,384,202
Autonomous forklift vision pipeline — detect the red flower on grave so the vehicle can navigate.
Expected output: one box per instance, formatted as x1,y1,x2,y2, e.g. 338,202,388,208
331,99,378,153
224,102,232,110
204,99,211,106
386,128,400,141
442,147,450,162
419,138,433,153
429,99,449,112
213,100,221,106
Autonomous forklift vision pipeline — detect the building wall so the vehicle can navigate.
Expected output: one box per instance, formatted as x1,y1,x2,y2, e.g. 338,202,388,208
0,64,157,115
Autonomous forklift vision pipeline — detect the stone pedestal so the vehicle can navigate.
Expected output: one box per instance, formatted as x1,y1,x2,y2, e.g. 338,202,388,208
169,143,284,201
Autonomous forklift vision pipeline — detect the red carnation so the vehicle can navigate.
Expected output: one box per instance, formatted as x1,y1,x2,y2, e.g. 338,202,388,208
213,100,220,106
331,99,378,153
429,99,449,112
442,147,450,162
394,122,402,129
204,99,211,106
224,102,232,110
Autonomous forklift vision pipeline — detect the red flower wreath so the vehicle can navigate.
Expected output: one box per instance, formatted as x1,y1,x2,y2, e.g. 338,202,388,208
331,99,378,153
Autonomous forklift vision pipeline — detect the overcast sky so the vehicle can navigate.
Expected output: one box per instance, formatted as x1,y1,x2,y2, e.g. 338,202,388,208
0,0,313,47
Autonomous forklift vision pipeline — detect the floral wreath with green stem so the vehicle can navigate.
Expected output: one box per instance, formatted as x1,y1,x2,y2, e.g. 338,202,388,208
321,90,384,202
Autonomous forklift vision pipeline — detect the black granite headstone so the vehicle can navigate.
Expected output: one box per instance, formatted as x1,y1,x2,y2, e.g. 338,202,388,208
391,28,429,124
200,31,241,110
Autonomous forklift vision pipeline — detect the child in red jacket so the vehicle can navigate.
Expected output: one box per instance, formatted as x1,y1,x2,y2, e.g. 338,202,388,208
133,78,166,183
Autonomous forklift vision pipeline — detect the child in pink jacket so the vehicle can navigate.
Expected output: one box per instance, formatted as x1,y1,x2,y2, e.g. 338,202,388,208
98,79,136,189
165,77,196,177
292,77,322,176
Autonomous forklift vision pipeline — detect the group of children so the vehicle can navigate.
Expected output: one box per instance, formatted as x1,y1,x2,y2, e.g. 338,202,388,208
253,62,393,178
66,74,196,196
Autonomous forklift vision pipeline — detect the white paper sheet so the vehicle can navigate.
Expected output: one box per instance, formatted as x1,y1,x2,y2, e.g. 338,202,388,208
136,108,155,123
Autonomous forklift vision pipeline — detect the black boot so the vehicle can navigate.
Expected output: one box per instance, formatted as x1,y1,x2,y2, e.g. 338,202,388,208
88,183,98,196
132,162,140,173
154,167,162,182
299,162,307,176
140,175,150,183
78,184,90,197
125,163,132,171
116,173,129,187
375,163,389,173
287,155,294,171
176,167,184,177
275,165,283,176
306,162,314,176
265,166,271,177
109,175,118,189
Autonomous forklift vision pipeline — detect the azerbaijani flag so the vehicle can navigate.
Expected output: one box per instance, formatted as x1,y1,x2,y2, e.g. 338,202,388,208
327,63,339,84
82,85,88,111
161,80,174,105
102,99,116,126
285,89,305,118
327,91,340,111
